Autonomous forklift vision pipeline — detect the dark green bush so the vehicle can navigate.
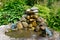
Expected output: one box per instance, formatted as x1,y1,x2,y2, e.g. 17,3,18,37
34,4,50,19
34,4,60,31
47,9,60,31
0,0,30,25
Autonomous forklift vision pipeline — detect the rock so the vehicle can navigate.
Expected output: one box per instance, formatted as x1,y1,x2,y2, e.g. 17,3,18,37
30,15,34,18
5,25,11,32
45,27,53,37
37,17,45,23
31,27,35,31
11,23,17,30
29,27,35,31
40,25,46,30
32,10,38,13
52,31,60,40
0,34,10,40
20,17,26,22
29,24,33,28
39,23,47,27
20,15,26,22
22,15,27,18
31,21,37,27
26,15,30,20
29,19,35,22
22,22,28,28
17,21,23,30
30,15,38,19
26,9,30,12
31,7,38,11
33,15,39,19
0,25,11,34
31,7,38,13
35,26,40,32
0,25,7,34
37,37,48,40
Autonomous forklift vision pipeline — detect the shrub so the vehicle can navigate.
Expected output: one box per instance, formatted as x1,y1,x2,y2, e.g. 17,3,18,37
34,4,50,20
47,8,60,31
0,0,30,25
34,4,60,31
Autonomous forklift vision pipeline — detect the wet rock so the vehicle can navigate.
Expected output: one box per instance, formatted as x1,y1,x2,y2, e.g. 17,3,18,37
31,21,37,27
31,7,38,13
20,15,27,22
35,26,40,32
31,7,38,10
22,22,28,28
29,27,35,31
37,17,45,23
17,21,23,30
25,10,35,15
29,24,33,28
26,15,30,20
34,15,39,19
30,15,38,19
11,23,17,30
29,19,35,22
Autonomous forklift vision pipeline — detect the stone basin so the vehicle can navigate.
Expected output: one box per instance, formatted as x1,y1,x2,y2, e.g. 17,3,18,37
0,25,60,40
5,30,60,40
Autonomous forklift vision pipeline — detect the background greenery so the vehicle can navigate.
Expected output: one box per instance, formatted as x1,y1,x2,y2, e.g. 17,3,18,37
0,0,60,31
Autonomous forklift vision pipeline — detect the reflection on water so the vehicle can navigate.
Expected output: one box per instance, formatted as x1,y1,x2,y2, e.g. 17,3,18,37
5,30,60,40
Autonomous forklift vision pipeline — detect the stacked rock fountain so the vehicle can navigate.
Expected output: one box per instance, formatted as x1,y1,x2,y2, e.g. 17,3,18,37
5,7,52,38
17,7,45,31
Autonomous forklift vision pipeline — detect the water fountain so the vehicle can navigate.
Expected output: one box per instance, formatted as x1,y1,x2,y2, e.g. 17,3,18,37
5,7,54,40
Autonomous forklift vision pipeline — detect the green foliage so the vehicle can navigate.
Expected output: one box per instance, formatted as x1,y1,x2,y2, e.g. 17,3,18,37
34,5,50,19
0,0,30,25
26,0,35,6
34,4,60,31
47,9,60,31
